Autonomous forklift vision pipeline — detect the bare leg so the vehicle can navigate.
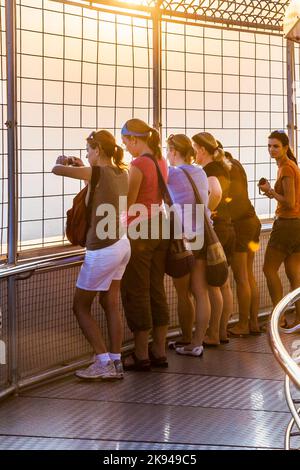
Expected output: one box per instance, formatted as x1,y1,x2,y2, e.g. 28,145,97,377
73,287,106,354
229,252,251,335
133,330,151,360
173,275,194,343
100,280,123,354
220,277,234,340
205,286,223,345
152,325,169,357
247,250,260,332
284,252,300,325
263,246,286,308
190,259,211,346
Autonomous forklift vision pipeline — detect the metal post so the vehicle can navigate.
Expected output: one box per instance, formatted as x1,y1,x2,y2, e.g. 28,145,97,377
152,4,162,136
287,39,298,160
5,0,18,387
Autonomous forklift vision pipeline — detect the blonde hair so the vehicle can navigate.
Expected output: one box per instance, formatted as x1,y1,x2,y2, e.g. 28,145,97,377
167,134,195,164
124,118,162,159
192,132,231,170
87,130,127,171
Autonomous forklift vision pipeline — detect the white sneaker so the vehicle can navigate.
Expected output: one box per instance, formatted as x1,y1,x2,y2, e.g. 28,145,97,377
75,360,118,380
113,359,124,379
280,323,300,334
175,345,204,357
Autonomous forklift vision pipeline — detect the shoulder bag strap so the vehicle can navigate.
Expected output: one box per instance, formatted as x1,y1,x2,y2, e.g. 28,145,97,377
86,166,101,224
141,153,173,206
180,167,204,205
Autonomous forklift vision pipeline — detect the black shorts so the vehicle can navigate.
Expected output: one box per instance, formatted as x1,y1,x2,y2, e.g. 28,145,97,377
213,222,236,266
233,215,261,253
268,218,300,256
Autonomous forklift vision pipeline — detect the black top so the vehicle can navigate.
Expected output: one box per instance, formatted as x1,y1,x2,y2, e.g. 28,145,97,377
203,161,231,224
228,158,256,221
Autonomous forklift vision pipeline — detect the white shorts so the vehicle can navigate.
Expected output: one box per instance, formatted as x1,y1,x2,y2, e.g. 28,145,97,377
76,236,131,291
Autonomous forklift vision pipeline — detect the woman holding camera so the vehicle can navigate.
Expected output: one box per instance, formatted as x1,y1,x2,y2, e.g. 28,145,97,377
52,130,130,380
260,130,300,330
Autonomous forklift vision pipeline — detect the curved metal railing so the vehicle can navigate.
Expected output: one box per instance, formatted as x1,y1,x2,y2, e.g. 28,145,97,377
269,288,300,450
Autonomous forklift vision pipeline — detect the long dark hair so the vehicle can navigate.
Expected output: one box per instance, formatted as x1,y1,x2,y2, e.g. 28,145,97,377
87,130,127,170
268,130,297,166
124,119,162,159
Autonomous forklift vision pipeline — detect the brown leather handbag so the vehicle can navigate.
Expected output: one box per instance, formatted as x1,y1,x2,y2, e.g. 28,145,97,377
66,166,100,247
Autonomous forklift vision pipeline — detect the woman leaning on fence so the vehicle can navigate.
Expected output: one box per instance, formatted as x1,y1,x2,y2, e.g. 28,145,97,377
259,130,300,331
166,134,210,357
52,130,131,380
120,118,170,372
192,132,235,345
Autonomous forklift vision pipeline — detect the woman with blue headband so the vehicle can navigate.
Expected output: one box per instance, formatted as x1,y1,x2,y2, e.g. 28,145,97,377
120,118,169,371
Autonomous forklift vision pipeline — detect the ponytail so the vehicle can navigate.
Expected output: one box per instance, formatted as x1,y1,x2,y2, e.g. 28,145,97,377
287,147,298,166
122,118,162,159
113,145,127,171
192,132,232,170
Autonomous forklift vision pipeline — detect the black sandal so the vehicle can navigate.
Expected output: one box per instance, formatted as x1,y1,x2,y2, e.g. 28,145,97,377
123,353,151,372
149,348,168,368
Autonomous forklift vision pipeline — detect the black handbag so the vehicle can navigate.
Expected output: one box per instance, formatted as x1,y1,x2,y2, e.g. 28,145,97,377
180,168,229,287
142,154,195,278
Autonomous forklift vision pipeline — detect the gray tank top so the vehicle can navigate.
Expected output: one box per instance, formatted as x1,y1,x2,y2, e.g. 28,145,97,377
86,166,128,250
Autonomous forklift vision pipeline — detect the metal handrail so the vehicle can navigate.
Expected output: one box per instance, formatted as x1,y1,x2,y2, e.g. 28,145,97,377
0,250,85,279
269,287,300,388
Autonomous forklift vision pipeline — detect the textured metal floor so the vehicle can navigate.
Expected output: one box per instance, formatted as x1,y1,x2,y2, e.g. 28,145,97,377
0,333,299,450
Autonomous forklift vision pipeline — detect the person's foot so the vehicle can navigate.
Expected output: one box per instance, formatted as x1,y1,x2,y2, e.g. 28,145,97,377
176,344,204,357
249,320,262,334
203,335,220,346
281,320,300,333
227,324,250,337
122,353,151,372
75,360,118,380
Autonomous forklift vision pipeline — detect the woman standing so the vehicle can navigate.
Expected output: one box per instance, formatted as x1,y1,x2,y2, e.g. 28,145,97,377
167,134,210,357
192,132,235,345
121,119,170,371
223,148,261,337
52,130,130,380
260,130,300,330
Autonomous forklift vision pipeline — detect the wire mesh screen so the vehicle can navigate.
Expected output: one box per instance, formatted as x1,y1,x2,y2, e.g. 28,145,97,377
0,278,8,390
0,0,7,261
16,0,152,252
12,228,289,381
161,21,288,219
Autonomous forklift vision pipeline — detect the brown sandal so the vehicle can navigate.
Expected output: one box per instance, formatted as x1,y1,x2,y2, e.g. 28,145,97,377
148,348,168,368
123,353,151,372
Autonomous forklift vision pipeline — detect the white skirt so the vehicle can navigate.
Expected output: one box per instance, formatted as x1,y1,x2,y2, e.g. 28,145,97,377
76,236,131,291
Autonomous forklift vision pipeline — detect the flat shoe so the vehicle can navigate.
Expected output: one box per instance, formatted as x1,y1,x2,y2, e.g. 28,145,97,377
176,345,204,357
249,330,262,336
203,342,219,348
228,330,249,338
168,340,191,350
148,348,168,368
123,353,151,372
280,323,300,334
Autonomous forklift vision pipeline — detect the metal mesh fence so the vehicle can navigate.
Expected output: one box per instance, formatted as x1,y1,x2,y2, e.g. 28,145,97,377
0,0,7,261
16,0,153,251
0,278,8,390
4,228,287,382
161,21,288,219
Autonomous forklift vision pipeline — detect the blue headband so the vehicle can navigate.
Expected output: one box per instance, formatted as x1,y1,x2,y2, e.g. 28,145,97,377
121,124,150,137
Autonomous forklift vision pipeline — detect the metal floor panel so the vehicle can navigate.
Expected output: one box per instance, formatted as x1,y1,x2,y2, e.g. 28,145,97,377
22,373,288,413
0,395,290,449
163,349,284,381
0,436,262,450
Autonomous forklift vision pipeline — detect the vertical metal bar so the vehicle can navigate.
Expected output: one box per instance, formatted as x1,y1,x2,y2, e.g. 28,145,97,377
152,5,162,135
5,0,18,388
5,0,18,265
287,39,297,160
